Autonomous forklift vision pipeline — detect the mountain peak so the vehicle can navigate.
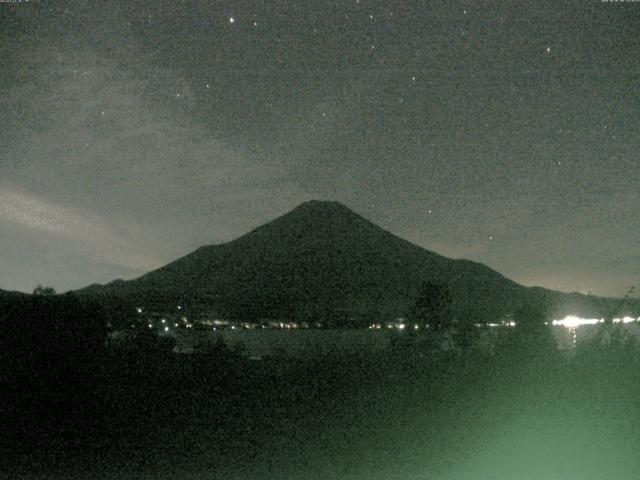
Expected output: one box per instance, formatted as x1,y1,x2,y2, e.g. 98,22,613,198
74,199,618,322
292,200,354,215
254,200,374,238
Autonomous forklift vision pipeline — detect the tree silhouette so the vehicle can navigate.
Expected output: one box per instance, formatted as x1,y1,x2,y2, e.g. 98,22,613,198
32,284,56,296
412,281,454,331
499,301,558,360
0,294,108,443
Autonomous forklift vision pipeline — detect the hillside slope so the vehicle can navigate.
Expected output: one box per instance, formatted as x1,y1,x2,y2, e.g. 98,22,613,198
77,201,625,323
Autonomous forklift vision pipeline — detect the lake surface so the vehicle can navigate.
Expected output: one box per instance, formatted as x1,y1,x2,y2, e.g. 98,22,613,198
172,328,392,357
171,323,640,357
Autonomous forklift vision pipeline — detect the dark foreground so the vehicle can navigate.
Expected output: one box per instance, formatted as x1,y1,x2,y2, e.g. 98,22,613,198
2,297,640,479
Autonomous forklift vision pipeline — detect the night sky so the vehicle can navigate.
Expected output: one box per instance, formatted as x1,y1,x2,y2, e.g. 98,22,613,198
1,0,638,296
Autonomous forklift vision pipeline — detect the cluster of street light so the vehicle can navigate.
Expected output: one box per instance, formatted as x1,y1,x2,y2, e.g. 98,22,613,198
552,315,639,329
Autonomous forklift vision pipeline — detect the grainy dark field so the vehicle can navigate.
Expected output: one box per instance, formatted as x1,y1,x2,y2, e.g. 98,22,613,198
4,328,640,480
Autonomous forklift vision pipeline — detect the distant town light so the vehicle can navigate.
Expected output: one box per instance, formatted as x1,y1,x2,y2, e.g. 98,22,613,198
552,315,601,328
614,316,637,324
546,315,640,329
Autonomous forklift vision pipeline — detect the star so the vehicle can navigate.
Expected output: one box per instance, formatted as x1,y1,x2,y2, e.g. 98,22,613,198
229,17,235,24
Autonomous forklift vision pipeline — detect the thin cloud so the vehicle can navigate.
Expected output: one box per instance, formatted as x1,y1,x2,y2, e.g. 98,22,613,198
0,183,162,272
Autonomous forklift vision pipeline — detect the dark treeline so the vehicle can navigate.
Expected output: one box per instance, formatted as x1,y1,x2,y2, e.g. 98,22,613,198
3,296,640,479
0,294,107,452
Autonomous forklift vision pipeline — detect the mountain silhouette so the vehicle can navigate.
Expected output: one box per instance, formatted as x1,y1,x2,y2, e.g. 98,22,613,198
0,289,27,300
77,201,624,324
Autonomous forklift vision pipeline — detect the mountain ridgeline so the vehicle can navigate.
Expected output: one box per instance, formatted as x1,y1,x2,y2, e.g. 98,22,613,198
77,201,628,325
0,289,27,301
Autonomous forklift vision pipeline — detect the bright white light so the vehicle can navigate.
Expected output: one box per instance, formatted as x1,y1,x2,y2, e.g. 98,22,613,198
229,17,235,24
164,326,169,332
613,316,637,324
484,321,516,328
136,307,143,314
552,315,639,328
552,315,601,328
